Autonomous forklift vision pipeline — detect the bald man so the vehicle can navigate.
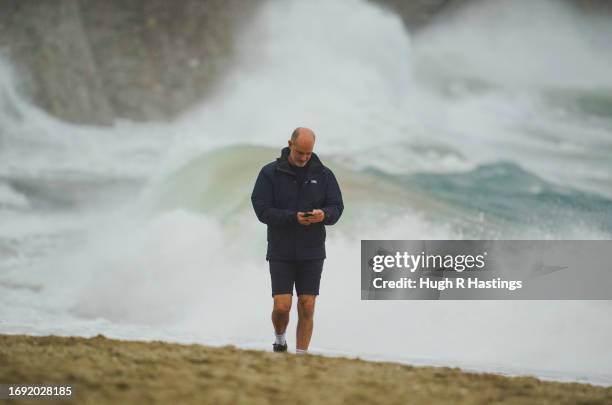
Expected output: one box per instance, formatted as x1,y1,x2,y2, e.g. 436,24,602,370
251,127,344,354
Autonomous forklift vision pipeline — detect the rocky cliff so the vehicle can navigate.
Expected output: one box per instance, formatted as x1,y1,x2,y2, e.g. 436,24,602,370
0,0,609,126
0,0,261,125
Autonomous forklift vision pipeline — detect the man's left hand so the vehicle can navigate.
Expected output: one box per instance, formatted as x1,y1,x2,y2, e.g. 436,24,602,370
306,209,325,224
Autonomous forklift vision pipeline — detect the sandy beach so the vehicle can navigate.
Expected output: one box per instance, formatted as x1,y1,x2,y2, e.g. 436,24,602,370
1,334,611,404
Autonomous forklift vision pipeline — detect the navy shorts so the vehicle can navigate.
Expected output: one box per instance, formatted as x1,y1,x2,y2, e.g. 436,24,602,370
269,259,324,296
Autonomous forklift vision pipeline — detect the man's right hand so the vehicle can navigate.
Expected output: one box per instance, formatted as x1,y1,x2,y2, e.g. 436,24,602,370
297,212,312,226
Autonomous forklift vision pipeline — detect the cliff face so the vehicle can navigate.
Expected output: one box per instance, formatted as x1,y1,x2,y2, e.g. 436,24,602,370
0,0,261,125
1,0,608,126
368,0,451,31
370,0,612,32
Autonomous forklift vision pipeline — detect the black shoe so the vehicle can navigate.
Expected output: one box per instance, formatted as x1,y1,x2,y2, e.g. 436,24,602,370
273,342,287,353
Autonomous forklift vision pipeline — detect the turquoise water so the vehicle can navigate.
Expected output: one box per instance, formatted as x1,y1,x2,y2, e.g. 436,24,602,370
388,162,612,234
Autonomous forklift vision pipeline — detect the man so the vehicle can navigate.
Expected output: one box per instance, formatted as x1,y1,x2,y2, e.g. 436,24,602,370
251,127,344,354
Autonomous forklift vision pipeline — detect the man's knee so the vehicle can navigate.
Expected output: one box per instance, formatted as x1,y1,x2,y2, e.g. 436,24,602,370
273,294,292,314
297,295,316,318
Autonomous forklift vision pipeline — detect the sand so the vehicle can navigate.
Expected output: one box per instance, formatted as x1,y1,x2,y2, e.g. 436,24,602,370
1,334,610,404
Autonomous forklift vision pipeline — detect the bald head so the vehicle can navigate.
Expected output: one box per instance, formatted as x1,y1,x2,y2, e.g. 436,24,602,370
291,127,316,143
288,127,316,167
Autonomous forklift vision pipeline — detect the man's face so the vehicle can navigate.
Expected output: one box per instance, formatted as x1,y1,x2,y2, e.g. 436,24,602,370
288,138,314,167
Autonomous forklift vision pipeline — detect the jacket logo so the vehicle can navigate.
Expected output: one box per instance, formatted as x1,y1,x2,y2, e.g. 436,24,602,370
310,179,317,184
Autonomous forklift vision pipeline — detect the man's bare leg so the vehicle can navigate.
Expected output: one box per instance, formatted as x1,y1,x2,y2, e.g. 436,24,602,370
272,294,292,335
296,294,316,351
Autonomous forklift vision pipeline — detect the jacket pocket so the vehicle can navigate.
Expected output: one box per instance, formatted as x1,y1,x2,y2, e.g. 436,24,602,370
302,223,325,248
267,227,282,245
303,179,325,210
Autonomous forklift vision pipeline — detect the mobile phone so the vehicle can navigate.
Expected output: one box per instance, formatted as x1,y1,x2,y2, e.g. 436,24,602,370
303,212,314,217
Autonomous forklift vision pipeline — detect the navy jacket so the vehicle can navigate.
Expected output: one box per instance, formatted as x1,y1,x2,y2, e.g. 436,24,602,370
251,147,344,261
